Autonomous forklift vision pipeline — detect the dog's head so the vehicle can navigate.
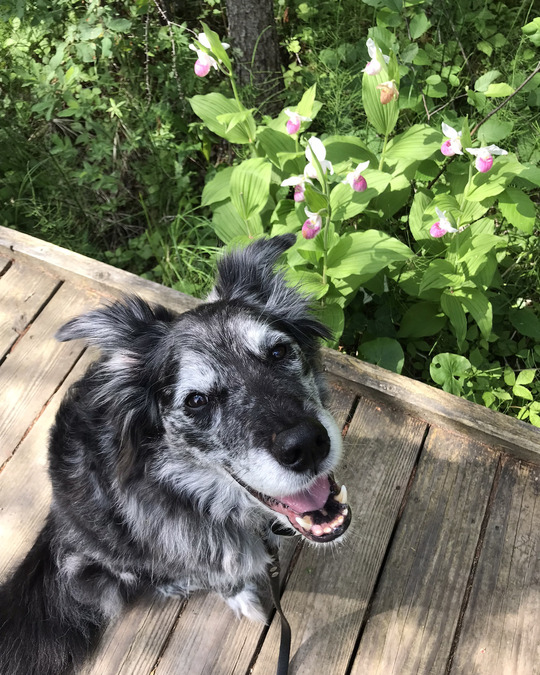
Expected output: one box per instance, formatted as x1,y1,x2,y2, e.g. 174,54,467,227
57,235,350,543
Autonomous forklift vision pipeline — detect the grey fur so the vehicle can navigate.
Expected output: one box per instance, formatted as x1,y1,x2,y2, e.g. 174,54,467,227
0,235,350,674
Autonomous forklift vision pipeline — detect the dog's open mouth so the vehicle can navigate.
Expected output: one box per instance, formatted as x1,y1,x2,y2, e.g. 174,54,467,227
239,474,351,543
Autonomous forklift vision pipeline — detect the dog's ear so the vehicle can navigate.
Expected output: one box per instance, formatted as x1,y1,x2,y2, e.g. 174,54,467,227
56,295,175,355
210,234,331,344
57,297,176,481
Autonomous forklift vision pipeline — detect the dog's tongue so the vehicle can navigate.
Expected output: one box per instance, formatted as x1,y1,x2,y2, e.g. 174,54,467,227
278,475,331,514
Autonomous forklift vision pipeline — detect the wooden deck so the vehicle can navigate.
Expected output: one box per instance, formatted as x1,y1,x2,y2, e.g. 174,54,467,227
1,225,539,675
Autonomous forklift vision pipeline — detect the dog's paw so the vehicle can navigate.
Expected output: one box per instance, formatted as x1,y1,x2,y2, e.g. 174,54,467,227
226,583,267,623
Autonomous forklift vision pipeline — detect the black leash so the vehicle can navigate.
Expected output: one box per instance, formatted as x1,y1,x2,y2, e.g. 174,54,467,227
267,550,291,675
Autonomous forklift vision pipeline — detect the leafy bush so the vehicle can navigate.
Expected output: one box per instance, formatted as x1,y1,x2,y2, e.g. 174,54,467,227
1,0,539,423
188,16,540,425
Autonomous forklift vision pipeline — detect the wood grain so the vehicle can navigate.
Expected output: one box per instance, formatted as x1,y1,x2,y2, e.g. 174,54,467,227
0,283,99,466
250,400,427,675
0,259,60,360
350,426,500,675
451,458,540,675
0,351,97,578
0,225,200,315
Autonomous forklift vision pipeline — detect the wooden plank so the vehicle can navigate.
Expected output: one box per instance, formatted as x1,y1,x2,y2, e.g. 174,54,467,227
323,349,540,465
451,458,540,674
88,382,356,675
0,258,60,360
81,595,186,675
0,283,100,466
0,225,200,315
350,427,499,675
250,400,427,675
0,351,97,578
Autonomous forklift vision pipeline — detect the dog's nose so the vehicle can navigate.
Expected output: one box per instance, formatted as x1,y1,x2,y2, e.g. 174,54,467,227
273,419,330,473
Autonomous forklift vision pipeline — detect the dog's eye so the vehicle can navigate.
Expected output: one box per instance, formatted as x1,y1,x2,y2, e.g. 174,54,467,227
185,392,209,409
268,343,288,361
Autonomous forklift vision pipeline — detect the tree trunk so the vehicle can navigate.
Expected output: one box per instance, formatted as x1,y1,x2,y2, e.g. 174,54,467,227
224,0,284,113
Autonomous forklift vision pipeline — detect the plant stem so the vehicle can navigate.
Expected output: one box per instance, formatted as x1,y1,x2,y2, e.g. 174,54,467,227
379,130,389,170
470,60,540,136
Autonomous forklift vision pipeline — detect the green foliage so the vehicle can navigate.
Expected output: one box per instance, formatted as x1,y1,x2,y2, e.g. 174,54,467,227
1,0,539,426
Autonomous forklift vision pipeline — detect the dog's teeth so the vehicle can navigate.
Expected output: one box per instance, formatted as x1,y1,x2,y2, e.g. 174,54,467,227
295,515,313,531
334,485,348,504
323,526,332,534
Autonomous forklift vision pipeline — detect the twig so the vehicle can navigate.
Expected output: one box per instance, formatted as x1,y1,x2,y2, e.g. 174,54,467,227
152,0,183,99
144,10,151,106
470,60,540,135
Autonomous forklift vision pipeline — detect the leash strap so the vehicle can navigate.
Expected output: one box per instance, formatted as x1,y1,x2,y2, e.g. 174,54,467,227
267,551,291,675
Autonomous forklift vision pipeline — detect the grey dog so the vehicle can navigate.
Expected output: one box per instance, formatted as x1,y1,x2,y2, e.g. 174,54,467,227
0,234,351,674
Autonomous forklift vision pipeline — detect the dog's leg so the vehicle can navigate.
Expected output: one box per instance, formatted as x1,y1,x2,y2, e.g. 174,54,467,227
223,582,268,623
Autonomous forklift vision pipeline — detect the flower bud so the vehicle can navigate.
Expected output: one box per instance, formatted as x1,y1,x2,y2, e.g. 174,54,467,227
363,60,382,76
376,81,399,105
476,155,493,173
440,140,456,157
286,118,301,135
194,59,211,77
302,219,321,239
352,176,367,192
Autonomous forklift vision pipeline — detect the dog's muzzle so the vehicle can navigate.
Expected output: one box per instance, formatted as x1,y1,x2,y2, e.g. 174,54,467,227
233,472,351,543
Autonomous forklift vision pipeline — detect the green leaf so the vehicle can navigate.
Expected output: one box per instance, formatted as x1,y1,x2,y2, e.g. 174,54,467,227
329,170,391,221
484,83,514,98
522,17,540,46
326,230,414,281
441,292,467,346
509,307,540,338
105,18,132,32
189,93,255,144
419,260,461,295
360,337,404,374
384,124,441,163
513,384,533,401
498,187,536,234
465,155,525,201
201,167,234,207
324,136,378,174
454,288,492,340
295,84,317,118
474,70,501,92
362,66,399,137
286,269,328,300
430,353,471,396
516,369,536,386
212,202,264,243
398,302,446,338
477,115,513,144
408,189,432,242
256,128,296,168
409,12,431,39
201,22,232,71
318,303,345,341
230,158,272,221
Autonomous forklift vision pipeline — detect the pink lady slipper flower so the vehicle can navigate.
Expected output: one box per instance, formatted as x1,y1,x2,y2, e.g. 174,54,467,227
304,137,334,180
430,208,458,238
465,145,508,173
280,174,311,202
302,209,322,239
189,33,230,77
440,123,463,157
343,161,370,192
363,38,390,76
284,108,312,135
376,80,399,104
